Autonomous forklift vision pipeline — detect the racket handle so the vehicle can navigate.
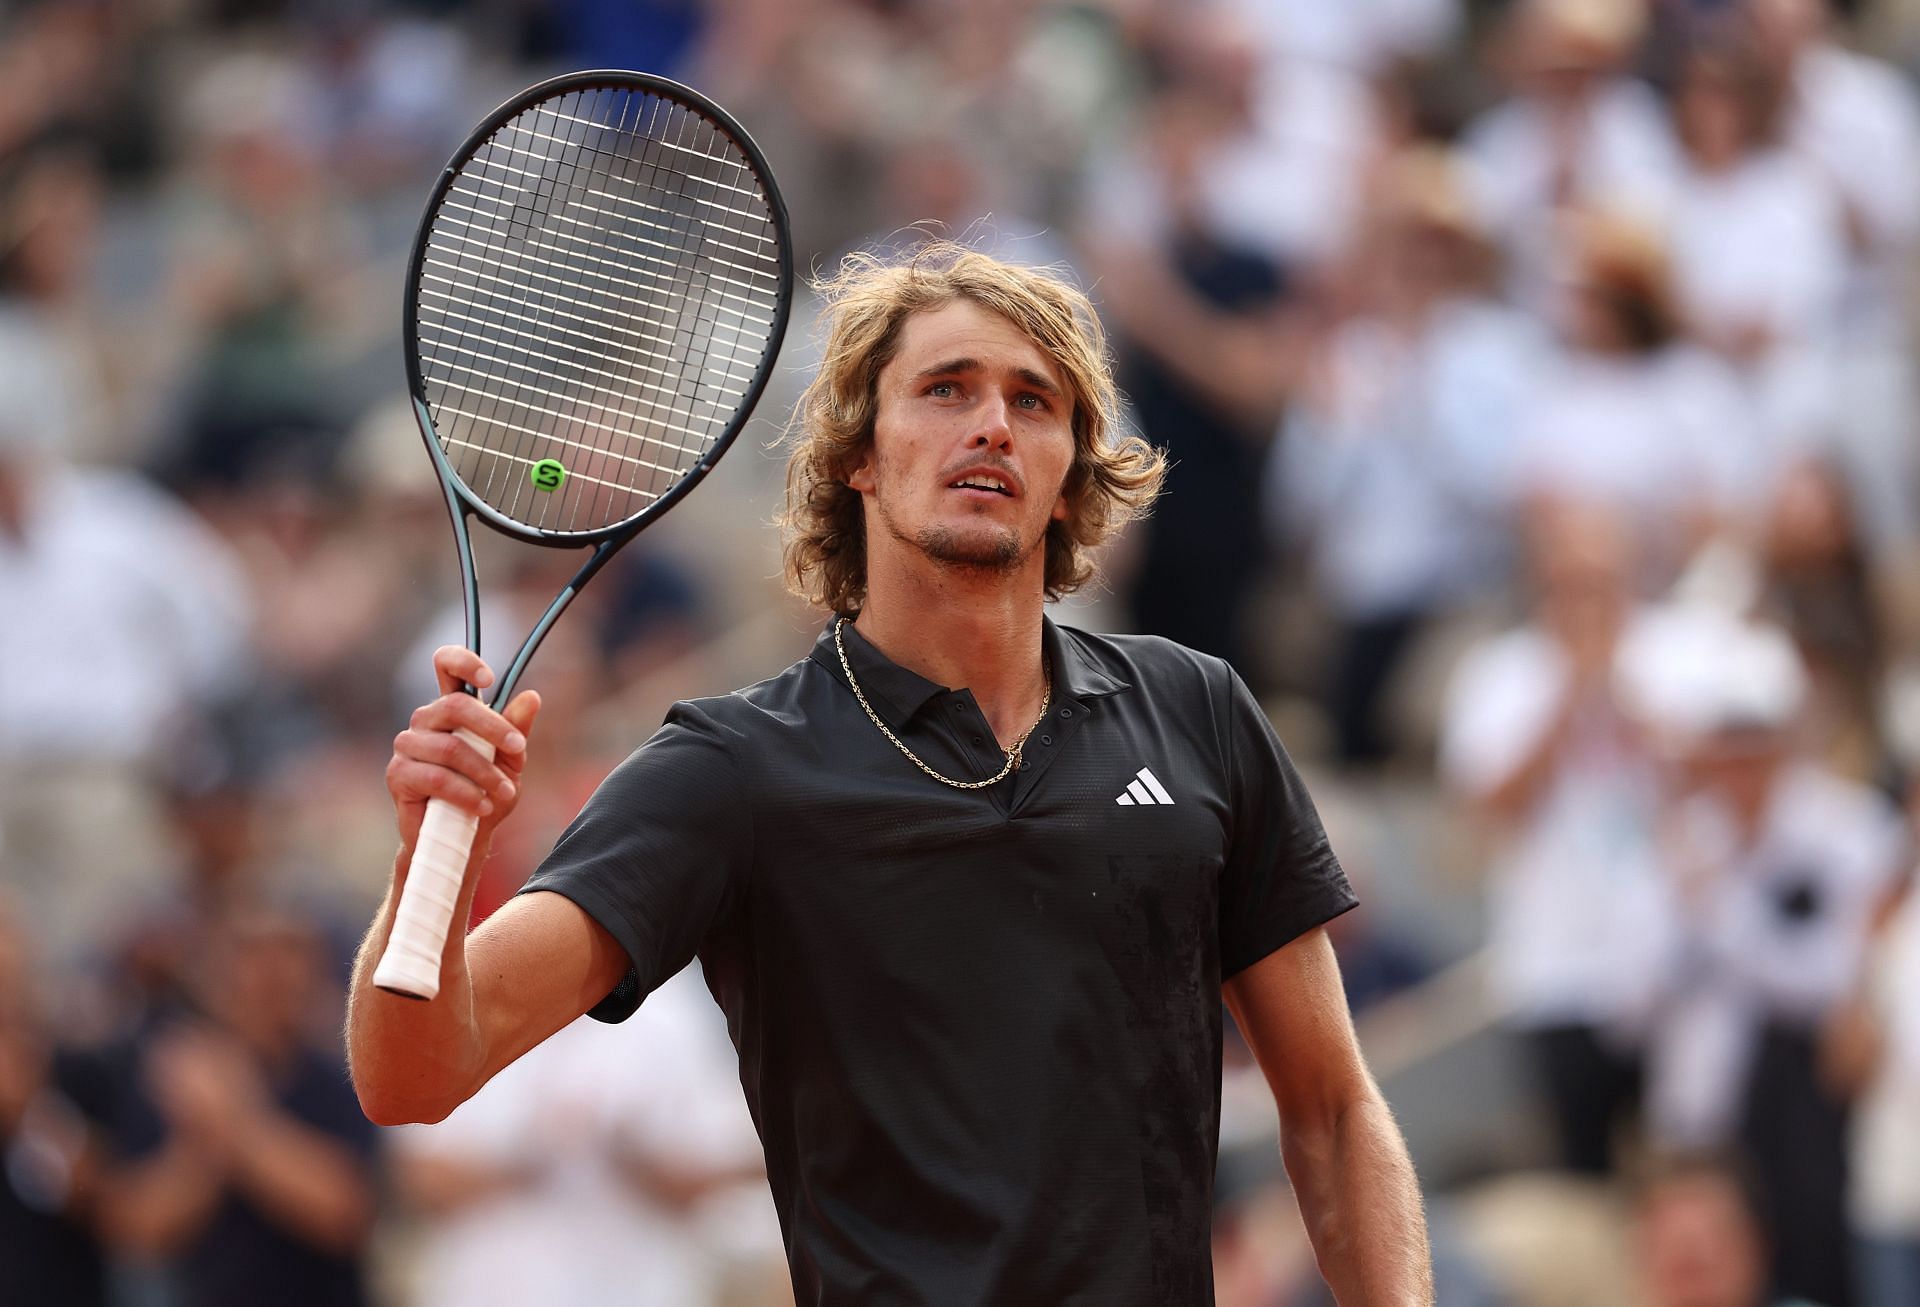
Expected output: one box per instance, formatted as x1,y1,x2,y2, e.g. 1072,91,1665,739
372,728,498,1000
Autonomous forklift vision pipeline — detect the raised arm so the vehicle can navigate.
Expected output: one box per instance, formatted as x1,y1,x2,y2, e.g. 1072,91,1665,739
1223,927,1433,1306
346,646,628,1126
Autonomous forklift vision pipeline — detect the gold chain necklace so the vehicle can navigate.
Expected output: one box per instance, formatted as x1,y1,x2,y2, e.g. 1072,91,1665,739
833,617,1051,790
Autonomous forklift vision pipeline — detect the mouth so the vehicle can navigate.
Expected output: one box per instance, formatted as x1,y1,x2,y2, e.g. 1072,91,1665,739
946,468,1017,498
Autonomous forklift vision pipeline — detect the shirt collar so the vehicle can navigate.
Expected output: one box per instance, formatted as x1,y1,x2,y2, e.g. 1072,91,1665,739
810,613,1131,723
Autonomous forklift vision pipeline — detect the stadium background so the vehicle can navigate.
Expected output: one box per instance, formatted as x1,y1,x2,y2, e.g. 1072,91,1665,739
3,0,1920,1303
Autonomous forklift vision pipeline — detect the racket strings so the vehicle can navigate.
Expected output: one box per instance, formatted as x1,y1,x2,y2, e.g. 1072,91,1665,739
416,84,784,535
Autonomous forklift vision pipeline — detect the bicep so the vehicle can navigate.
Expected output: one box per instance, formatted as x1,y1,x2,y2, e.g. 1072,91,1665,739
466,889,630,1087
1223,927,1375,1130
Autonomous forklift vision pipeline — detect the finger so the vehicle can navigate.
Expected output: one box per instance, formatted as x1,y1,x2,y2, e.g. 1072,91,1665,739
502,689,542,737
432,645,495,698
392,730,518,800
386,756,495,817
409,694,526,758
497,693,542,783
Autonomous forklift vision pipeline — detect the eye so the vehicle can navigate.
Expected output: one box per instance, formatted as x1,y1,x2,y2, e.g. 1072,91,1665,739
1014,392,1046,411
928,381,957,398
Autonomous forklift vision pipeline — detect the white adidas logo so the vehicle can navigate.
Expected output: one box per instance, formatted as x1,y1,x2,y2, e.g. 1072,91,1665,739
1115,766,1174,806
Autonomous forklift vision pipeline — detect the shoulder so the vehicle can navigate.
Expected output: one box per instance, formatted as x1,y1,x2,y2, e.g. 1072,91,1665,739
658,652,836,741
1058,624,1237,701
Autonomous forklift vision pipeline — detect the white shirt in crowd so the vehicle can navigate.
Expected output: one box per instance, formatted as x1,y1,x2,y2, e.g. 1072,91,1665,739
1440,618,1673,1031
1781,40,1920,545
1515,344,1758,541
392,966,776,1307
1665,148,1845,351
1645,765,1907,1147
1662,147,1846,457
1272,297,1545,619
0,467,249,765
1786,42,1920,342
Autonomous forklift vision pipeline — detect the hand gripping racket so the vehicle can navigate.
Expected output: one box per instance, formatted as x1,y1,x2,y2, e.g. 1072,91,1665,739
372,70,792,999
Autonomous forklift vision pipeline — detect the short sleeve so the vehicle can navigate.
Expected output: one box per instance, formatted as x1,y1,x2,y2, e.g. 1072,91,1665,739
517,699,751,1022
1216,665,1357,977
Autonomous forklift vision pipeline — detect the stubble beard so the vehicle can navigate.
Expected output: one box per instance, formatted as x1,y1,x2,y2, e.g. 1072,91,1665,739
876,492,1042,577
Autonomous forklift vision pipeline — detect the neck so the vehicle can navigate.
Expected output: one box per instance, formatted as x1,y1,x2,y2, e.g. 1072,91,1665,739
854,555,1049,748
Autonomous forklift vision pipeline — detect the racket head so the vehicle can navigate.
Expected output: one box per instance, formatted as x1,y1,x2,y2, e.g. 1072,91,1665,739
403,69,792,547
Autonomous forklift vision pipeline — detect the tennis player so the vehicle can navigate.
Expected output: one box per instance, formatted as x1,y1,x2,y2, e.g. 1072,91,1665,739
349,244,1433,1303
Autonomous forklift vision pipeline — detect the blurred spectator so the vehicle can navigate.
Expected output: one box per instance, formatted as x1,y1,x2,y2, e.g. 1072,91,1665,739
1138,1,1402,272
1621,606,1907,1307
1745,0,1920,551
389,964,782,1307
0,312,250,963
99,907,378,1307
1635,1151,1822,1307
1086,51,1301,680
1462,0,1682,308
1275,146,1544,762
153,49,369,494
1662,28,1844,472
0,896,118,1307
1440,501,1669,1173
1515,214,1755,567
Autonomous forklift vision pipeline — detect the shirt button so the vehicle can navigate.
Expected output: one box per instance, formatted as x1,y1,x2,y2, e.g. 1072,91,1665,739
971,735,984,746
1058,707,1073,719
1040,734,1053,746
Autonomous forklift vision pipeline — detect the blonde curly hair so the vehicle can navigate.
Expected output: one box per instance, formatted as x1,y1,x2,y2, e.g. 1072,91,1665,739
780,242,1166,615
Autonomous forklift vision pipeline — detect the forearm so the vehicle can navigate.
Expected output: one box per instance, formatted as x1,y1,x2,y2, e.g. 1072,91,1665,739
225,1111,374,1254
345,847,488,1125
1282,1090,1433,1306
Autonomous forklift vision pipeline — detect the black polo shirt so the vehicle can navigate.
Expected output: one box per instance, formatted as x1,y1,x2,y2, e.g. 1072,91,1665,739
519,617,1355,1305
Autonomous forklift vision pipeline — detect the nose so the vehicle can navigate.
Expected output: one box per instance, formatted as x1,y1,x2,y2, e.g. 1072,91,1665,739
968,392,1014,452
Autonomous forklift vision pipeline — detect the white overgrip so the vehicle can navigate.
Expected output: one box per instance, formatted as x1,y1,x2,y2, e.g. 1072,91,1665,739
372,727,498,1000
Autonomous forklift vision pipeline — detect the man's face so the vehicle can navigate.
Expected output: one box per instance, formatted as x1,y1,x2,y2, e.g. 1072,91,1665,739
851,298,1075,582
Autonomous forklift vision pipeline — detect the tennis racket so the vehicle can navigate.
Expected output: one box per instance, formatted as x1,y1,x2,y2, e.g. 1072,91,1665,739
372,69,792,1000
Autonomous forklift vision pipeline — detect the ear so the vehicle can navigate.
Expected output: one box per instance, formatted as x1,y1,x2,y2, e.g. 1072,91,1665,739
847,453,876,495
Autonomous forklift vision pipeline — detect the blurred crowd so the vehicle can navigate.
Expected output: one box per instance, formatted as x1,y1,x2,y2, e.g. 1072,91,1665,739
3,0,1920,1304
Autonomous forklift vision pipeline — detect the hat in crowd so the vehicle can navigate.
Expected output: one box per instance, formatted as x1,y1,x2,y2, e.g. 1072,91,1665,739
1614,604,1808,744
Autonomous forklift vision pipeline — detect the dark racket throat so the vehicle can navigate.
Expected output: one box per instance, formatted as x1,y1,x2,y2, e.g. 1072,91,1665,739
374,69,792,999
